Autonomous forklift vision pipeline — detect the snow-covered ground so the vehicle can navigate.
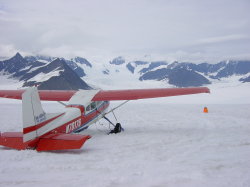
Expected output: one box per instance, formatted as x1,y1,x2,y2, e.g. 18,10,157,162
0,101,250,187
0,71,250,186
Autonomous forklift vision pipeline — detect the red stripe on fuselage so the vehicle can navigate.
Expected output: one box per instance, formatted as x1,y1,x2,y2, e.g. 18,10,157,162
43,116,82,134
24,101,109,137
23,113,64,134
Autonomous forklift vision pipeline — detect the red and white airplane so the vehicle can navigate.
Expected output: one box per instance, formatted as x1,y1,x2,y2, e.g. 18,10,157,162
0,87,209,151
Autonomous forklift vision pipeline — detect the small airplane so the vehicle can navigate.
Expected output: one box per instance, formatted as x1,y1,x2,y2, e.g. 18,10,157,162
0,87,209,151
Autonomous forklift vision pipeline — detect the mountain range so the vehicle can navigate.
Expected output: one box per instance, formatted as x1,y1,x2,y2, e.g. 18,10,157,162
0,53,249,90
0,53,91,90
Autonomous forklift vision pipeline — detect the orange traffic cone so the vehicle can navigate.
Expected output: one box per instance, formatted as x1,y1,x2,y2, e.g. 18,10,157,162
203,107,208,113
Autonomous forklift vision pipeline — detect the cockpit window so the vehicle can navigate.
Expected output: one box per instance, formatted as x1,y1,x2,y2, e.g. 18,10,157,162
96,101,102,107
86,104,91,112
86,101,103,114
90,102,96,110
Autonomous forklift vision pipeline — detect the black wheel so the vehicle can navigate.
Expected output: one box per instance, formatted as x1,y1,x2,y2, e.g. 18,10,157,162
109,123,122,134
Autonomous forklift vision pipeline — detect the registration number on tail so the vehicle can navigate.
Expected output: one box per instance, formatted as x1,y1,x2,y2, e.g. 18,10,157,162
66,119,82,133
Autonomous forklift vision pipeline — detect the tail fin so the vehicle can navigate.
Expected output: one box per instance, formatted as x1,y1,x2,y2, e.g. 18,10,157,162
22,87,47,142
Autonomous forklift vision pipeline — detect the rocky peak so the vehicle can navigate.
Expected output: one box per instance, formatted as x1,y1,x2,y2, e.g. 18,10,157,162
73,57,92,67
110,56,125,65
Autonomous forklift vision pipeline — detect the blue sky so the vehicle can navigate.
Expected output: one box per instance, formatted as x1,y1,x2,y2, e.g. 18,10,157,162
0,0,249,63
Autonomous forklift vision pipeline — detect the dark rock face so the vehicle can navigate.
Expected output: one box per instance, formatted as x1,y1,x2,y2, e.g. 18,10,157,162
103,69,110,75
139,68,170,81
126,63,135,73
177,61,250,79
193,62,226,74
139,60,250,87
139,61,167,74
167,68,210,87
133,61,148,66
0,52,29,74
20,58,64,81
13,61,46,78
110,57,125,65
24,56,92,78
214,61,250,78
36,70,91,90
1,53,250,89
73,57,92,67
24,55,55,63
23,58,91,90
65,59,86,77
126,61,150,74
0,54,91,90
140,66,210,87
240,76,250,83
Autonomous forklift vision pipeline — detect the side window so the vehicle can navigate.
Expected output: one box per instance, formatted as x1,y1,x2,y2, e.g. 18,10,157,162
96,101,101,107
86,102,99,114
90,102,96,110
86,104,91,112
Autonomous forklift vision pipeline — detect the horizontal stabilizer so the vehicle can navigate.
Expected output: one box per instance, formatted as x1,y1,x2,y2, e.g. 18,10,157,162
36,134,91,151
0,132,28,150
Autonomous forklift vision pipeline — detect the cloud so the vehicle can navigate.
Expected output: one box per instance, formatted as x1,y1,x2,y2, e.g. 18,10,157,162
0,44,16,58
0,44,29,59
198,34,250,44
0,0,250,63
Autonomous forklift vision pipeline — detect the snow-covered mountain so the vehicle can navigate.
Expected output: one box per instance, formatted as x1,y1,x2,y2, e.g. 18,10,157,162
0,53,91,90
71,56,250,88
0,53,250,90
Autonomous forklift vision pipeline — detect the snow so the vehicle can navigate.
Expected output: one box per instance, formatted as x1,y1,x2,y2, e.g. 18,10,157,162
36,59,51,64
240,72,250,79
27,69,62,82
0,74,23,89
148,64,168,72
83,65,250,104
26,64,47,73
1,100,250,187
209,66,224,76
0,59,250,186
20,65,32,71
146,82,250,105
82,62,152,90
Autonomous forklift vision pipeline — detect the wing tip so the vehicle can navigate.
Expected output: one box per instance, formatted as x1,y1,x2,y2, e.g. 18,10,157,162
203,87,210,93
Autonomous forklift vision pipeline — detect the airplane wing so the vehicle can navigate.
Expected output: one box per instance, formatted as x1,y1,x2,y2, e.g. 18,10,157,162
0,87,209,101
92,87,210,101
0,90,76,101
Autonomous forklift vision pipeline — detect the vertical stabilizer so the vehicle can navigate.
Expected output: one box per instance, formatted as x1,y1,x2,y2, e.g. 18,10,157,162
22,87,46,142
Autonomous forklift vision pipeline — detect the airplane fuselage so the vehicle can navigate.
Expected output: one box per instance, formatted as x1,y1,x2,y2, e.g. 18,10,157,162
49,100,110,135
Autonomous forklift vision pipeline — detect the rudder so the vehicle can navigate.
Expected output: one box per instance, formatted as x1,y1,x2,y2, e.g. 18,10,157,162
22,87,47,142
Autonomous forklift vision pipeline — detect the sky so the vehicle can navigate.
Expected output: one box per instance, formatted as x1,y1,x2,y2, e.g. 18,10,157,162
0,0,250,63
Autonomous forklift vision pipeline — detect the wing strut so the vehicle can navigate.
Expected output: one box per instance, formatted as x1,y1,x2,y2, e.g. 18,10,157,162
96,101,129,134
104,100,129,116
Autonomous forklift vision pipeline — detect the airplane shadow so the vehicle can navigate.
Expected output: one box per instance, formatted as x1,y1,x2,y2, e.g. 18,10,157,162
42,149,90,154
0,146,91,154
